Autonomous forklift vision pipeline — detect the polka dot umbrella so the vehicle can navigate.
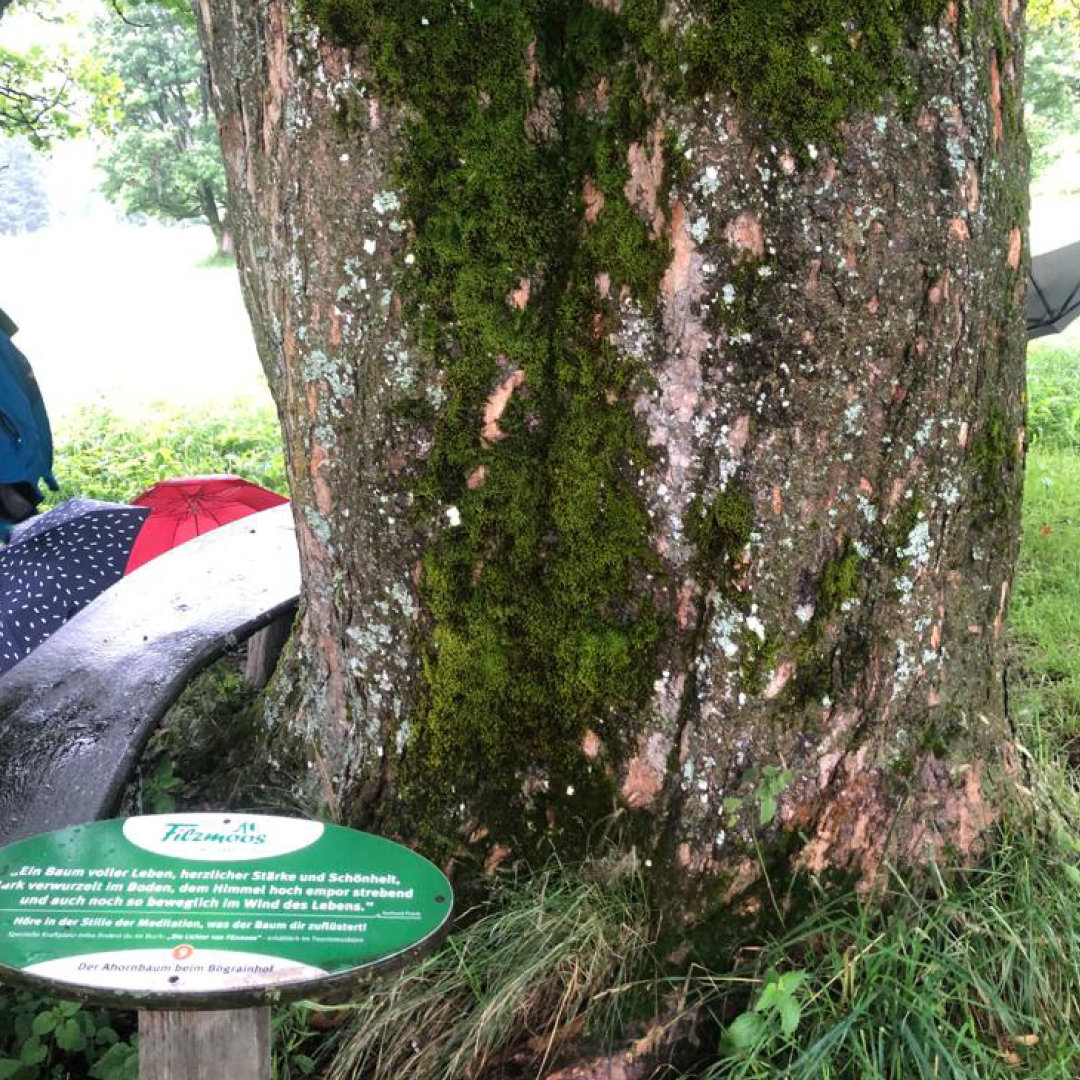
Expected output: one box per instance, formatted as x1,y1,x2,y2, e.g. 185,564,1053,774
0,498,149,677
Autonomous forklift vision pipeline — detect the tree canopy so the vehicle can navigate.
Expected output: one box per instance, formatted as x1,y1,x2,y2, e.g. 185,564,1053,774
91,2,229,249
0,2,82,149
0,135,49,233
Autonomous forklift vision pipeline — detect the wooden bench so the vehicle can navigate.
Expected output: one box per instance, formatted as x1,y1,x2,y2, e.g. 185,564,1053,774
0,504,300,847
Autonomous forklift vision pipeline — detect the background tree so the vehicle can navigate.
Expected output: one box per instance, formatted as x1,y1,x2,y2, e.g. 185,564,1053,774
0,2,81,149
93,2,230,254
1026,0,1080,175
0,134,49,233
195,0,1028,915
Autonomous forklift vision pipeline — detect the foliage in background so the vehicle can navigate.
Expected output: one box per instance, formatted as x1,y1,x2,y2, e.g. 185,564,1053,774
0,1,120,148
1027,0,1080,178
0,135,48,234
0,33,77,149
48,401,287,506
89,3,231,253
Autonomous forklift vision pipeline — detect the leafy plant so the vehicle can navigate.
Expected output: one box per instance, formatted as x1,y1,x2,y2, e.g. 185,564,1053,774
139,757,183,813
754,766,794,827
0,992,137,1080
271,1004,319,1080
724,970,807,1054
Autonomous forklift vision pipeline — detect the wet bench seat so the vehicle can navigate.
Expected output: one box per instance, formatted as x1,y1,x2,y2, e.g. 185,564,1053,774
0,504,299,847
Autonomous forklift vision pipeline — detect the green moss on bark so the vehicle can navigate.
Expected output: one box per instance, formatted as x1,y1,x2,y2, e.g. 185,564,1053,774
687,487,755,581
684,0,948,149
296,0,675,856
788,541,863,705
971,404,1020,527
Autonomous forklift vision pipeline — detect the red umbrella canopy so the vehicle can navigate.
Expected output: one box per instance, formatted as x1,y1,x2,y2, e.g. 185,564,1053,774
124,475,288,574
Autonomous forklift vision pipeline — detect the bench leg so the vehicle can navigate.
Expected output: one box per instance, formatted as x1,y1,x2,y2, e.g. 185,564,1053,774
244,613,293,689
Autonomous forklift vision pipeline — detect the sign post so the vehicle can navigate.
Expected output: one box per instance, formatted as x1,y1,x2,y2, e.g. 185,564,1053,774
0,813,454,1078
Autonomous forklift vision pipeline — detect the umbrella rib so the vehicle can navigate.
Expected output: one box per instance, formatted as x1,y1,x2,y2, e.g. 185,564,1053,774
1052,276,1080,323
1028,272,1055,329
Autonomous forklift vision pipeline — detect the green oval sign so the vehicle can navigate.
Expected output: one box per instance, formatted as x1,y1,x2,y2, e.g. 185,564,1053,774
0,814,453,1006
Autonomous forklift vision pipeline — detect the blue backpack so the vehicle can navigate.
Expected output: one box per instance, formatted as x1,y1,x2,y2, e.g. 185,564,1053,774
0,311,56,534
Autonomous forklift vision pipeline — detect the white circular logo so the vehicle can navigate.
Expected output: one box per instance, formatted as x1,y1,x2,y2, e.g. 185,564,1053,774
122,814,325,862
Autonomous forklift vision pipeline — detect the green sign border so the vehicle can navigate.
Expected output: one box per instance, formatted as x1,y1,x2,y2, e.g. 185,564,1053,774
0,816,454,1009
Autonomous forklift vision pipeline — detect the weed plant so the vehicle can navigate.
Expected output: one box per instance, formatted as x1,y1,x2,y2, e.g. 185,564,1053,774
0,993,137,1080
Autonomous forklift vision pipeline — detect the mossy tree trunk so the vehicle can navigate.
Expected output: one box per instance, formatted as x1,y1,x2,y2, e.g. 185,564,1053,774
195,0,1028,907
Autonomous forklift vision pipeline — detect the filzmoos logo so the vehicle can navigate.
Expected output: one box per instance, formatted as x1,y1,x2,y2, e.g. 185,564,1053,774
123,814,325,861
160,820,267,845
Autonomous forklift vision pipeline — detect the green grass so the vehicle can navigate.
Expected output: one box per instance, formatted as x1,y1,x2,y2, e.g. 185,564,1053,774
48,400,288,505
1010,449,1080,755
1027,343,1080,452
196,250,238,269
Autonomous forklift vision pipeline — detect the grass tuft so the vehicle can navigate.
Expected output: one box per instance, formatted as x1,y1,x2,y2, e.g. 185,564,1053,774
322,857,655,1080
691,773,1080,1078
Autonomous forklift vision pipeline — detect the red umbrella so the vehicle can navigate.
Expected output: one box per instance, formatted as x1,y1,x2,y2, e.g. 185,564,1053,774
124,475,288,574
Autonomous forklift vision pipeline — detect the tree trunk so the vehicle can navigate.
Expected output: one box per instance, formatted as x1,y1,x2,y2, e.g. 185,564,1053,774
197,178,227,255
195,0,1028,907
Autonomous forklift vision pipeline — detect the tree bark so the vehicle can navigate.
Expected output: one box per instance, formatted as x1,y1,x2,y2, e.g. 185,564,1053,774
195,0,1028,906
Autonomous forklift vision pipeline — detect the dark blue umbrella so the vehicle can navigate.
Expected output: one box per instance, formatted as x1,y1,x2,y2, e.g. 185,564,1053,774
0,498,149,676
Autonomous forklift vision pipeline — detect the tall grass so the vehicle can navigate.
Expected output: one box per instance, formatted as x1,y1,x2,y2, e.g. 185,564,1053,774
323,859,655,1080
48,400,287,505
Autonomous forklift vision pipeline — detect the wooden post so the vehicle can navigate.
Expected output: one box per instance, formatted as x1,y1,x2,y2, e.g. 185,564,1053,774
138,1007,270,1080
244,613,293,689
